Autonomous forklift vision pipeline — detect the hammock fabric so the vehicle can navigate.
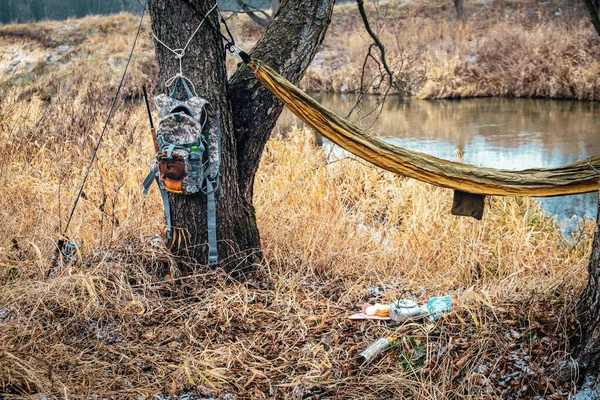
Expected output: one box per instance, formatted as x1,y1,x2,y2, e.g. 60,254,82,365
248,60,600,197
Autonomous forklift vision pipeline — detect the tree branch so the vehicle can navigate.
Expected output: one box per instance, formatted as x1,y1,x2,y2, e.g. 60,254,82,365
235,0,270,27
222,9,269,22
356,0,393,87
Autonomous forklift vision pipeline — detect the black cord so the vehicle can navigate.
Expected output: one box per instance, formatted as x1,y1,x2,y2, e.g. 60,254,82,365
218,10,251,63
220,13,236,47
61,2,147,238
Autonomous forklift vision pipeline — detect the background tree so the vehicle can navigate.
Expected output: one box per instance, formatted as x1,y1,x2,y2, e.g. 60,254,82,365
147,0,334,272
28,0,45,20
454,0,464,20
583,0,600,35
0,0,141,23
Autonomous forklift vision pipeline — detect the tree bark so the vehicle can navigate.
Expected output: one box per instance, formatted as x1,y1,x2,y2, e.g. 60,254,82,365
454,0,464,20
575,187,600,395
147,0,334,273
573,5,600,396
229,0,334,202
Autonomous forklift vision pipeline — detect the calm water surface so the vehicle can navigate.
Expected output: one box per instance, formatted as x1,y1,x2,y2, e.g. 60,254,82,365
277,95,600,232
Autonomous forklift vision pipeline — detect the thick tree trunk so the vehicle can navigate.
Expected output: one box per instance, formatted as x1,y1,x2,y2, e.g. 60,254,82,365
229,0,334,202
147,0,334,273
575,188,600,396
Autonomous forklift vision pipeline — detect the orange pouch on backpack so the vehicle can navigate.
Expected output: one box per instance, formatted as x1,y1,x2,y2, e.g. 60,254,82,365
157,152,185,180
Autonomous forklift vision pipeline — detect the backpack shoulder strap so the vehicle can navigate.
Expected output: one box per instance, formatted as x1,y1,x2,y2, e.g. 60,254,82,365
141,162,173,241
205,178,218,265
169,77,194,100
158,181,173,241
204,102,221,179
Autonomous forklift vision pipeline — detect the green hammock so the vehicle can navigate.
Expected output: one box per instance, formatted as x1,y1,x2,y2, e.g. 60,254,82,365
248,60,600,198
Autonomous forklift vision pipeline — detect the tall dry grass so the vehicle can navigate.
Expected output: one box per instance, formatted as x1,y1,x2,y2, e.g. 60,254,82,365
293,0,600,99
3,1,600,101
0,102,594,397
0,3,596,399
0,14,156,102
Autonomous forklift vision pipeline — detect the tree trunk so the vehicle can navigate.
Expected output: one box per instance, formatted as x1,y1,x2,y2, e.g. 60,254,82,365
454,0,464,20
573,4,600,396
574,187,600,396
147,0,334,273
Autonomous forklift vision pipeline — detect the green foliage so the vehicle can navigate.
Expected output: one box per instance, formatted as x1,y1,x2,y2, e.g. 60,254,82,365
399,343,427,373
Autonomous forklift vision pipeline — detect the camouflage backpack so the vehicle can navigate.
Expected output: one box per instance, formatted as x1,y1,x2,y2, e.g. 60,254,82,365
142,79,221,264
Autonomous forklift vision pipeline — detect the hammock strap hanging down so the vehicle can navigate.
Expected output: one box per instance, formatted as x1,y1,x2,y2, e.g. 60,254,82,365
247,60,600,198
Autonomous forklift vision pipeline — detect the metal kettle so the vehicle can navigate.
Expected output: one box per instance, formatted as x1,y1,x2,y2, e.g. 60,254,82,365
389,299,424,322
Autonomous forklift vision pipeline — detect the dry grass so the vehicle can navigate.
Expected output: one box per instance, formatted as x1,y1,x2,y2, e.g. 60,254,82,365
0,106,594,398
2,1,600,101
295,0,600,99
0,14,156,102
0,3,597,399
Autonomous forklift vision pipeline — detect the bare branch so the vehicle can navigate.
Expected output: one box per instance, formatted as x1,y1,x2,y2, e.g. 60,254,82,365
222,9,271,21
356,0,394,87
235,0,270,27
346,0,405,124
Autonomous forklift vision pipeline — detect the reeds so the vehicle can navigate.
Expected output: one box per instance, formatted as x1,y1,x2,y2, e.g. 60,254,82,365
0,114,592,397
295,0,600,99
2,1,599,101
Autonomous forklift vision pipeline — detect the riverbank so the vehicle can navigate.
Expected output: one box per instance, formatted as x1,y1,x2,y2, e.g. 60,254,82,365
229,0,600,100
1,1,599,101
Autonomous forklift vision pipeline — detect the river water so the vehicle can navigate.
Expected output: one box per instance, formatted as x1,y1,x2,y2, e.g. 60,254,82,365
276,95,600,233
